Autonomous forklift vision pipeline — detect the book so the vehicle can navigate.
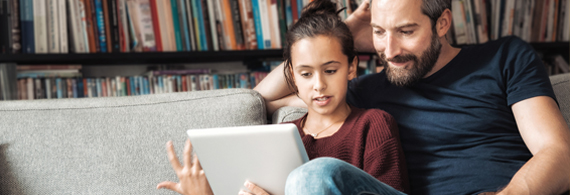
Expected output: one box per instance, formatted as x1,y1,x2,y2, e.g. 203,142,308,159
230,0,245,50
177,0,190,51
82,0,97,53
267,0,281,48
183,0,196,51
94,0,108,52
102,0,112,52
20,0,33,53
205,0,219,51
17,64,82,70
117,0,129,52
149,0,162,51
221,0,236,50
251,0,264,49
200,0,213,50
238,0,257,50
33,0,47,53
473,0,490,43
107,0,120,52
170,0,182,51
47,0,59,53
9,0,21,53
258,0,272,49
126,0,157,52
58,0,67,53
452,0,468,44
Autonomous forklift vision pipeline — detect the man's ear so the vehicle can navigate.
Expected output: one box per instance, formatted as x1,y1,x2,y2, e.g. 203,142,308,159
436,9,452,38
348,56,358,80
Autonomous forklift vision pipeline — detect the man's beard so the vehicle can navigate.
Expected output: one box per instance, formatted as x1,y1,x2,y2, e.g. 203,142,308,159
379,32,442,87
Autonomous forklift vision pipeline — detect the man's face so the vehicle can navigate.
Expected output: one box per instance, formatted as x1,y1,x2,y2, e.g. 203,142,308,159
370,0,442,87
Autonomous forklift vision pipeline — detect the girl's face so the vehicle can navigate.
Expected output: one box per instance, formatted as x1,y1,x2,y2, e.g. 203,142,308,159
290,35,357,116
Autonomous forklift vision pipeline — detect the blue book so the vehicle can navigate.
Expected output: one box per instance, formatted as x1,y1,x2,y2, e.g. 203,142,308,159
297,0,302,19
138,76,144,95
56,78,62,98
129,77,135,96
20,0,34,53
284,0,293,27
239,73,248,89
170,0,183,51
94,0,108,52
176,75,182,92
251,0,264,49
249,73,256,89
193,0,207,50
143,77,149,95
178,0,191,51
158,76,163,93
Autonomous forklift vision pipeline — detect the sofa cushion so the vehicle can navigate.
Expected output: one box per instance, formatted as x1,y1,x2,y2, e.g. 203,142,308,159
550,73,570,125
0,88,266,194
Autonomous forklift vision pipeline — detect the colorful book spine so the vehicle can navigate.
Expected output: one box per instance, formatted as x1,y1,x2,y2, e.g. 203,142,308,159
94,0,108,52
251,0,264,49
33,0,47,53
170,0,182,51
205,0,219,51
178,0,191,51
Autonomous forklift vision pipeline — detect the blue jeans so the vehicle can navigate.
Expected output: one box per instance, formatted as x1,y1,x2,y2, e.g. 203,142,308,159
285,157,407,195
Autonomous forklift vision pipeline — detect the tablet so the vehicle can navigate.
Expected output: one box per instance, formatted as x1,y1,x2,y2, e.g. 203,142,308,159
186,124,309,195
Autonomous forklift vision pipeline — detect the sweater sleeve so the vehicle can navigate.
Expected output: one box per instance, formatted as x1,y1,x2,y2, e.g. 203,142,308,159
362,110,410,194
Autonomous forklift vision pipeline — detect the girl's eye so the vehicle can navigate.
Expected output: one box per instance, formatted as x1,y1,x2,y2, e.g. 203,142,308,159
325,70,337,74
300,72,312,77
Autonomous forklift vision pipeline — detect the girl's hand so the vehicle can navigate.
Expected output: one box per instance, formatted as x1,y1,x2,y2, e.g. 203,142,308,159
239,181,270,195
345,0,375,52
157,140,214,195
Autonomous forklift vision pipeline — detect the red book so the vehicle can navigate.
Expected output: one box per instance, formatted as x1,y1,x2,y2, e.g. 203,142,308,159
149,0,163,52
126,78,131,96
182,75,188,91
101,79,107,97
291,0,298,23
83,78,88,97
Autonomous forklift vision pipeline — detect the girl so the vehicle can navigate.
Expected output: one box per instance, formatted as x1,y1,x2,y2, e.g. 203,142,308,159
157,0,409,194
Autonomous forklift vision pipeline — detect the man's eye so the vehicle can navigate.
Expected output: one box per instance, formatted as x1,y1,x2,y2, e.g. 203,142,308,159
402,30,413,35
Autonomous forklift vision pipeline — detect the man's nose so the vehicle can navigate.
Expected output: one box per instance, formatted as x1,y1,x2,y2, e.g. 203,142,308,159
383,35,402,59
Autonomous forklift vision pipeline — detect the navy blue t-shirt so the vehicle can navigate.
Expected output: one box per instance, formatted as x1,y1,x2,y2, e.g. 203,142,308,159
347,36,557,195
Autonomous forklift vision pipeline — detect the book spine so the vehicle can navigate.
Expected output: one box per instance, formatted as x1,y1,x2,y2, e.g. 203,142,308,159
178,0,190,51
191,0,202,51
230,0,244,50
213,0,226,50
251,0,264,49
184,0,196,51
258,0,271,49
89,0,101,52
33,0,47,53
47,0,59,53
149,0,162,51
200,0,212,50
84,0,98,53
284,0,292,27
192,0,206,50
221,0,235,50
10,0,21,53
238,0,257,50
108,0,120,52
206,0,219,51
169,0,182,51
276,0,286,47
94,0,107,52
78,0,91,53
163,0,176,51
136,0,156,51
21,0,33,53
117,0,128,52
268,0,280,48
102,0,112,52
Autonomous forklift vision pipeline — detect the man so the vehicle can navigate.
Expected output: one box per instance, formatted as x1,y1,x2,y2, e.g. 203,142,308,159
253,0,570,194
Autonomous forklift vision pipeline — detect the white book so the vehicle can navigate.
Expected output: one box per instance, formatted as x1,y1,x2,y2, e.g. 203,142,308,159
106,77,112,97
492,0,502,40
214,0,229,50
206,0,219,51
45,78,51,99
451,0,468,44
463,0,478,44
68,0,87,53
268,0,281,48
33,0,48,53
47,0,60,53
58,0,68,53
77,0,90,52
154,0,173,51
258,0,272,49
474,0,489,43
27,78,33,100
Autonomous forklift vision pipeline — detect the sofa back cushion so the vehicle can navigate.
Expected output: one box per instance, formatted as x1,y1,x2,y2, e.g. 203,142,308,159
0,88,266,194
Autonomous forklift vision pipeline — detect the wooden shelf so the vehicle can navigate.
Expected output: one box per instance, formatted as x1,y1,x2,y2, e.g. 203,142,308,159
0,49,285,65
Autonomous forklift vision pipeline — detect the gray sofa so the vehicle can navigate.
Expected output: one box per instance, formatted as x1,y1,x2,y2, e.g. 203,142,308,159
0,73,568,194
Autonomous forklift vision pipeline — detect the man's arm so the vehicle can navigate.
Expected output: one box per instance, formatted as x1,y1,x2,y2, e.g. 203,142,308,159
499,96,570,195
253,63,306,115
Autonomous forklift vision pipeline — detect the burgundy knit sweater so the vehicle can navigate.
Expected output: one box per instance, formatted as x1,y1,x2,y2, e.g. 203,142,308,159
287,106,410,194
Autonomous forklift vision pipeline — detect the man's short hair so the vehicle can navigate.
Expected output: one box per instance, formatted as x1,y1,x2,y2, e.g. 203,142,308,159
369,0,451,27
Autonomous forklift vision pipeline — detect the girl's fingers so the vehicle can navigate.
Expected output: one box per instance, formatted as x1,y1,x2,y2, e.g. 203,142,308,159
156,181,180,193
183,139,193,168
244,181,270,195
166,141,182,172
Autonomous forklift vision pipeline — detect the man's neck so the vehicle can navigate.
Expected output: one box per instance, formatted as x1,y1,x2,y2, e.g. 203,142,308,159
423,38,462,78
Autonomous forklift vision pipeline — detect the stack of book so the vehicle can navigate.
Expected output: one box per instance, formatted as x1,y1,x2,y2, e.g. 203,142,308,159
450,0,570,45
0,0,365,54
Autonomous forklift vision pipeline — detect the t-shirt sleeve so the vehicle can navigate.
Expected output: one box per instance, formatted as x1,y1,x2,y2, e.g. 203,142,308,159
362,110,410,193
503,37,557,106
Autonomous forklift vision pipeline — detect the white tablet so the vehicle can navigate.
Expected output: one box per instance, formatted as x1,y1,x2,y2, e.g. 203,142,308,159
186,124,309,195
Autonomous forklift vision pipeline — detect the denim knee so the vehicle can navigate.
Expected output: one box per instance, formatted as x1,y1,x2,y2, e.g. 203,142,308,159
285,157,348,195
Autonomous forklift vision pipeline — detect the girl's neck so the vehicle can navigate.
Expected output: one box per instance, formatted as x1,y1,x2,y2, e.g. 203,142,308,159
304,102,352,131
